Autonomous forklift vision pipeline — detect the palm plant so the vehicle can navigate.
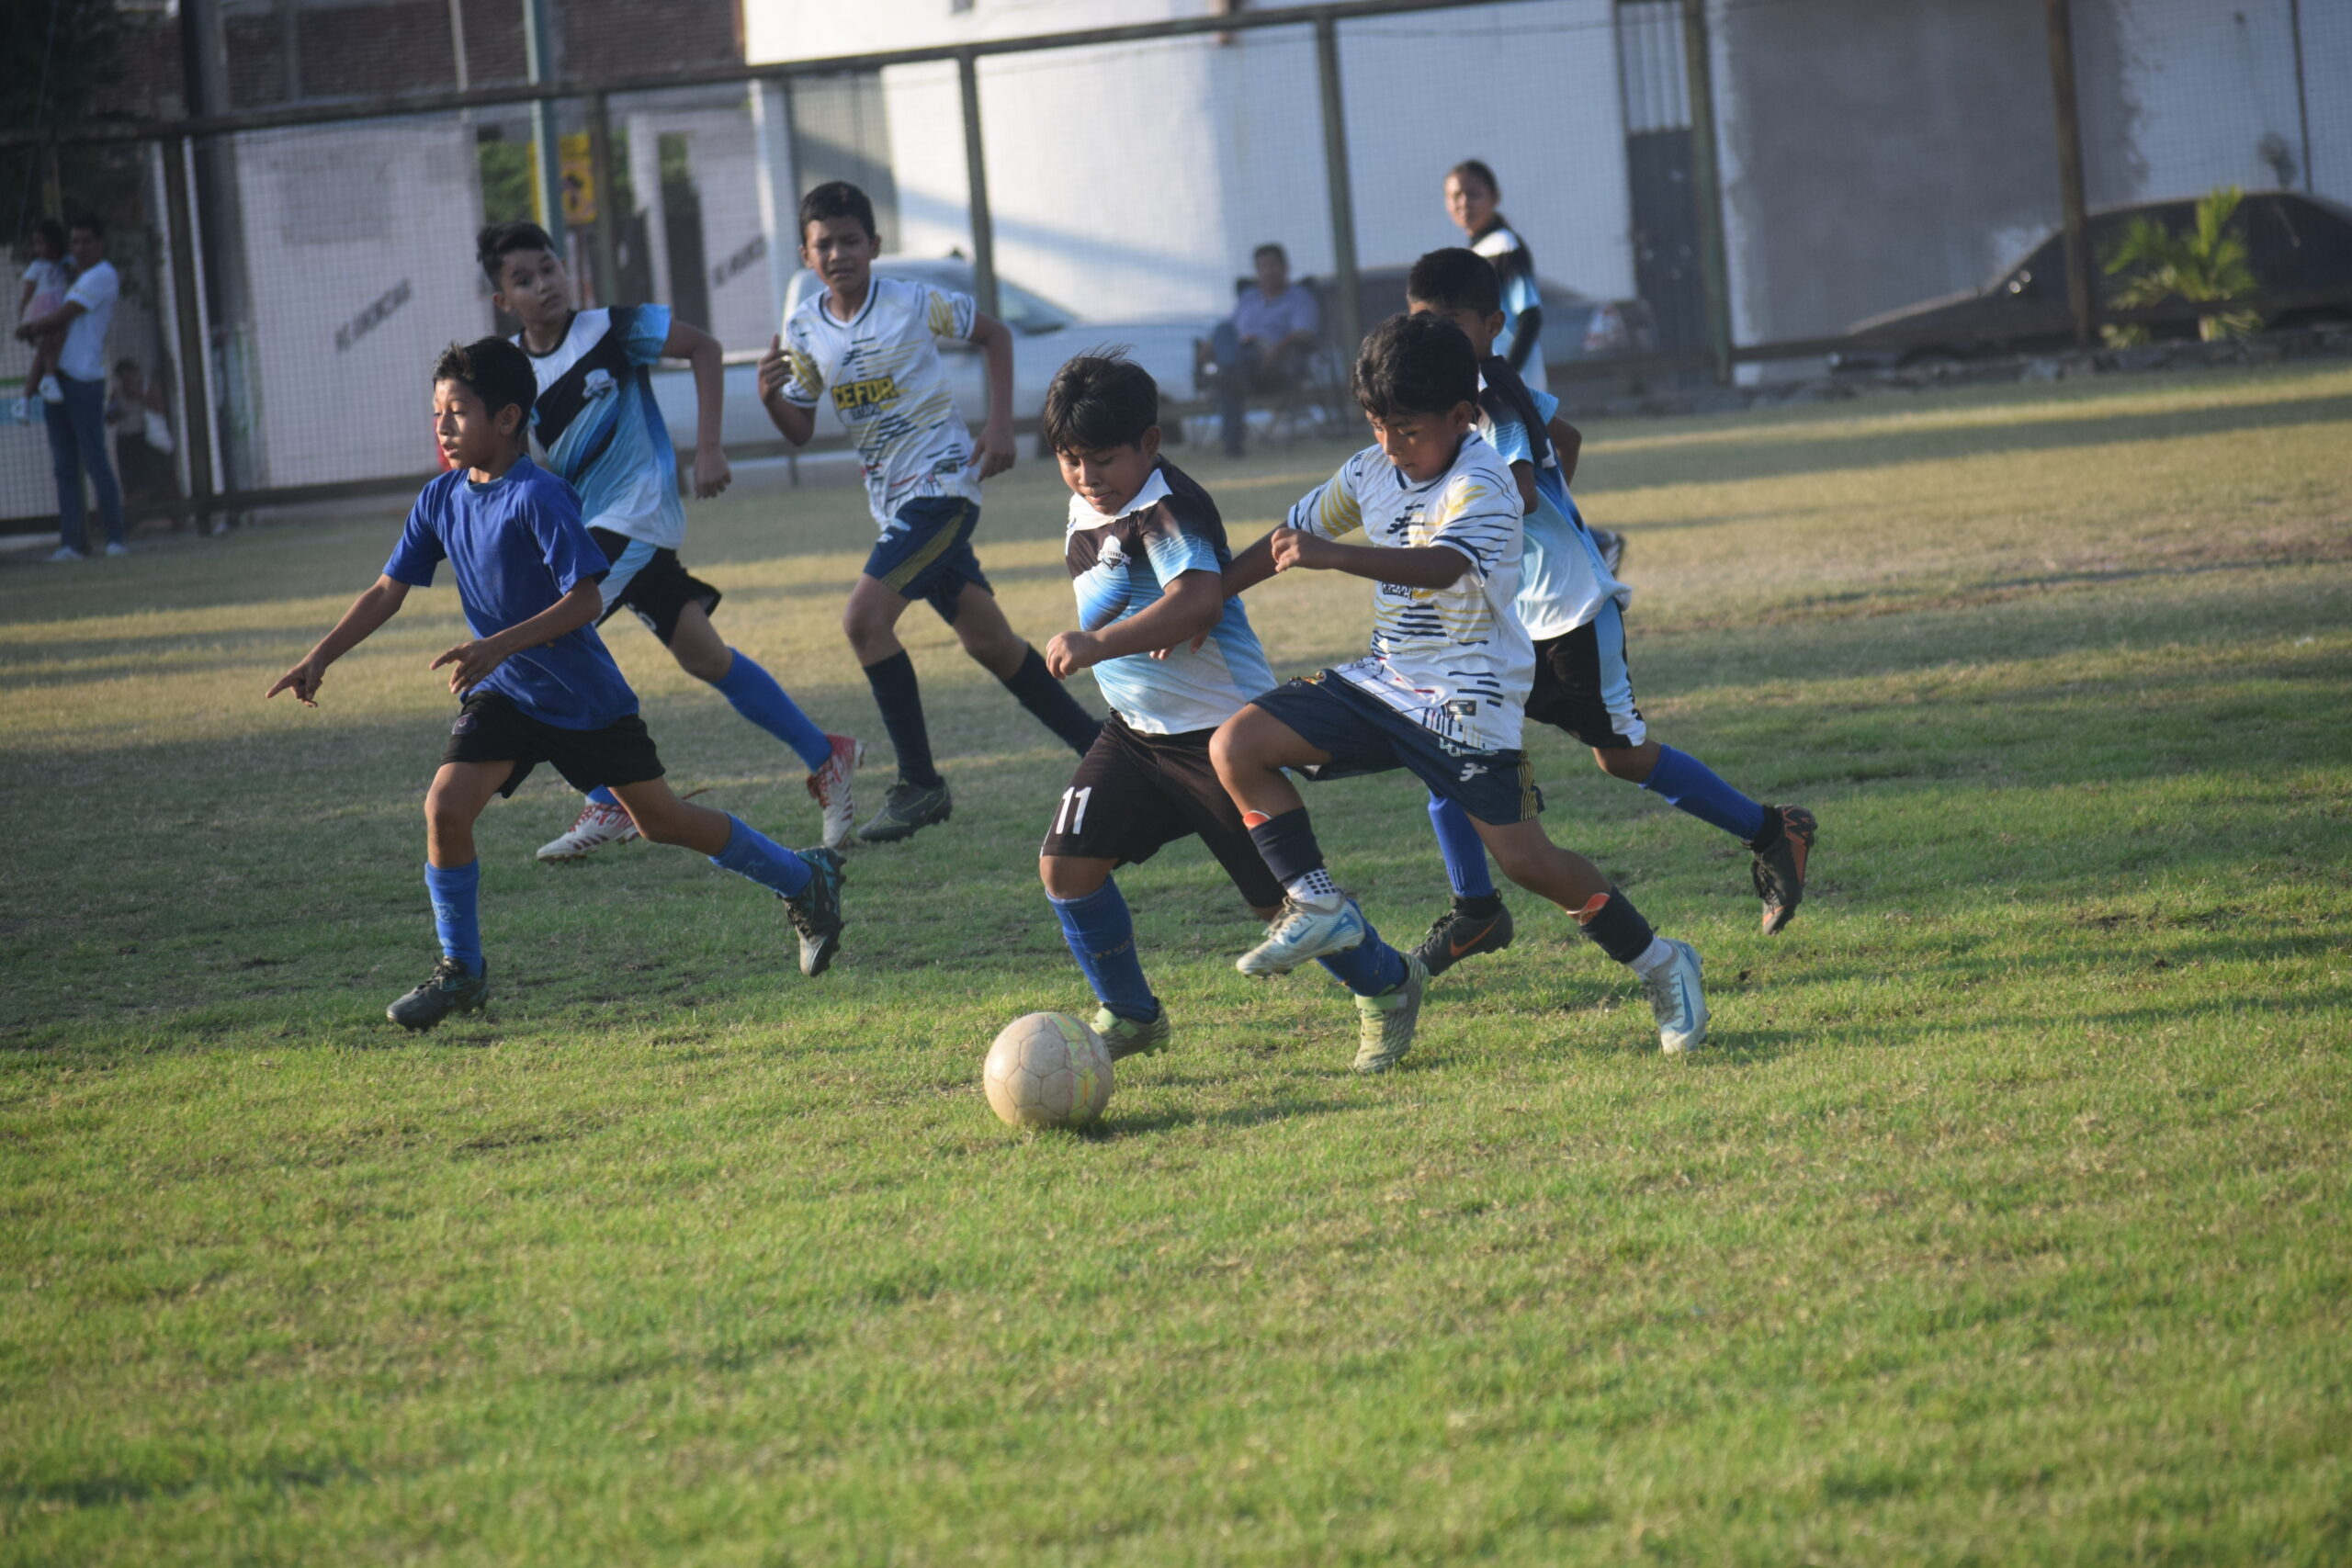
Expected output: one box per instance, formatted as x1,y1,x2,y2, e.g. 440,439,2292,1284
2100,186,2262,346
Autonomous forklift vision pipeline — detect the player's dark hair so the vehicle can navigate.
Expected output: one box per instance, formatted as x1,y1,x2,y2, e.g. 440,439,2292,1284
476,220,556,286
1352,311,1477,422
798,180,877,241
1252,242,1286,265
28,217,67,258
1041,352,1159,453
66,212,104,242
1445,158,1525,260
1448,158,1500,199
1406,246,1501,318
433,337,537,430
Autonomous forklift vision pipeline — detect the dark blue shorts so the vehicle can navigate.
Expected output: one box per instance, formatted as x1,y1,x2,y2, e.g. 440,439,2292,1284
865,495,993,622
1250,671,1541,827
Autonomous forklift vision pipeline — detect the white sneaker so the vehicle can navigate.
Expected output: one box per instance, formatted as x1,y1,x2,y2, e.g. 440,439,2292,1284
37,375,62,404
536,798,639,863
1237,894,1368,977
104,541,129,557
804,734,865,852
47,546,85,562
1641,940,1710,1055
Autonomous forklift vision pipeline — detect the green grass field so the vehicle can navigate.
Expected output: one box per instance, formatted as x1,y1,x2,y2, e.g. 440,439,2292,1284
3,363,2347,1565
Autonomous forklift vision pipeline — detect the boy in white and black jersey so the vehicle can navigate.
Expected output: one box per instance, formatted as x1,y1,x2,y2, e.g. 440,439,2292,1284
756,183,1101,846
1213,313,1711,1066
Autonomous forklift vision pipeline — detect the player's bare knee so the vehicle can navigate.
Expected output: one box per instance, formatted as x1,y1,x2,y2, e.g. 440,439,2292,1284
1038,855,1106,900
676,643,731,684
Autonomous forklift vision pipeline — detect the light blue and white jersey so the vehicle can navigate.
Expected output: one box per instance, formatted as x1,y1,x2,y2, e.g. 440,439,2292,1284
1289,434,1532,752
1474,225,1545,393
517,304,685,550
1066,461,1274,736
1481,382,1628,642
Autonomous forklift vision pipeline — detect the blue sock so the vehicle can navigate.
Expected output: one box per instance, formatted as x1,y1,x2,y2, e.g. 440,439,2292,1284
1048,879,1159,1022
1427,794,1496,899
424,860,482,975
708,814,813,897
716,649,831,772
1317,916,1408,998
1640,745,1768,843
586,785,619,807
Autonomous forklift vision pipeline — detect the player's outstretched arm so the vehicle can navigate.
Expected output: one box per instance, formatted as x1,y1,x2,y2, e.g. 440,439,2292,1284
1272,528,1471,589
1222,532,1281,600
662,318,731,500
1046,570,1223,678
430,579,604,697
266,575,411,705
967,313,1017,480
1548,414,1583,486
756,334,816,447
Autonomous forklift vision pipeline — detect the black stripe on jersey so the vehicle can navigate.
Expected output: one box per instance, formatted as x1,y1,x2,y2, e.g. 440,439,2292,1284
529,306,642,451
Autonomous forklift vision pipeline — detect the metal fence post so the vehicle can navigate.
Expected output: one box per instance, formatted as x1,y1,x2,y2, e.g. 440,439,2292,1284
161,136,216,531
1680,0,1732,384
2045,0,2095,347
524,0,565,254
1314,15,1362,365
585,90,619,308
956,51,1000,320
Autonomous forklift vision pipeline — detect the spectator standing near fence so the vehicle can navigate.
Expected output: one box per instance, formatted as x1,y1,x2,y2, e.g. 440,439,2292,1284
1443,161,1544,393
1199,243,1320,459
107,358,179,528
15,219,73,422
16,217,127,560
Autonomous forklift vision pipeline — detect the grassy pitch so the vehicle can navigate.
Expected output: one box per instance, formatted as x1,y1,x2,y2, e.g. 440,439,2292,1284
3,364,2347,1565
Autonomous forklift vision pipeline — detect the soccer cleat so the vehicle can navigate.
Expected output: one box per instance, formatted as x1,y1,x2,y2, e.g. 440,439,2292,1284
1642,940,1709,1055
1590,526,1627,577
783,845,847,976
537,798,639,863
1236,894,1368,978
1093,1005,1171,1063
804,734,866,852
856,780,952,844
1750,804,1817,935
387,956,489,1032
1410,897,1516,977
1352,953,1429,1074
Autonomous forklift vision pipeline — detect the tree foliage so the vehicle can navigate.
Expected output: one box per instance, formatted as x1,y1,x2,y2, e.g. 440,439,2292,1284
2101,186,2262,346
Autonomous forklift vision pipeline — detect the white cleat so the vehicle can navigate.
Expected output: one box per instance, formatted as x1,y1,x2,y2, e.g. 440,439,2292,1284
805,734,866,852
536,798,639,863
1237,895,1369,978
1643,940,1709,1055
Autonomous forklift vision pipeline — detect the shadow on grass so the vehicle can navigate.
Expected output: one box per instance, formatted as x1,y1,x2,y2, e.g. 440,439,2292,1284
1091,1096,1353,1139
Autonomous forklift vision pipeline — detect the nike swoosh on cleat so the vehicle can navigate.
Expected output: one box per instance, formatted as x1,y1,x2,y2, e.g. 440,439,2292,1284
1447,920,1499,957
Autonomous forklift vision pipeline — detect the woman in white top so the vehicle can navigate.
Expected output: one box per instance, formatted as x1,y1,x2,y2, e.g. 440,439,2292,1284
1443,159,1545,392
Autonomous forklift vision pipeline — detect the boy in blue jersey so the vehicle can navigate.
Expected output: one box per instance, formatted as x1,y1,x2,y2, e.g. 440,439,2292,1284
1033,355,1285,1062
756,183,1101,845
266,339,848,1030
474,222,865,863
1213,313,1709,1066
1401,249,1815,974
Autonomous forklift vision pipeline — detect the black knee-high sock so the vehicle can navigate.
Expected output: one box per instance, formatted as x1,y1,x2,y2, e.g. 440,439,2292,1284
1001,645,1102,755
864,650,944,788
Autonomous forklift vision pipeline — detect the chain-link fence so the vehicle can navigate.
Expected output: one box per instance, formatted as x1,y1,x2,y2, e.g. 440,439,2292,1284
4,0,2346,534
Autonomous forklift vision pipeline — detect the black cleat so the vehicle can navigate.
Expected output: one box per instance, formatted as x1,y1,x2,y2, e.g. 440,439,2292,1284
784,845,847,976
856,780,952,844
386,956,488,1031
1409,897,1516,977
1750,804,1817,935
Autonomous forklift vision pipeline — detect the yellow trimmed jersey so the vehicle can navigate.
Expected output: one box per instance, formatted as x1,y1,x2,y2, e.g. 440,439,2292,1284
776,277,982,526
1287,434,1532,751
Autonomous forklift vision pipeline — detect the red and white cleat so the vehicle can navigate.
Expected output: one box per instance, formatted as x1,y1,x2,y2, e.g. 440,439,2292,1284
806,734,867,852
536,798,640,863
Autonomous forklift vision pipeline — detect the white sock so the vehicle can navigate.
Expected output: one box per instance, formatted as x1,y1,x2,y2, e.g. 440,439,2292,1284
1627,936,1679,977
1286,868,1343,908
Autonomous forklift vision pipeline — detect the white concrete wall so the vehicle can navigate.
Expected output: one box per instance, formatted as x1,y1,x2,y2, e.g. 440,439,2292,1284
648,103,784,355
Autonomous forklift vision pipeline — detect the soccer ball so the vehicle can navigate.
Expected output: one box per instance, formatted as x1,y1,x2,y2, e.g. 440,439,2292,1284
983,1010,1114,1129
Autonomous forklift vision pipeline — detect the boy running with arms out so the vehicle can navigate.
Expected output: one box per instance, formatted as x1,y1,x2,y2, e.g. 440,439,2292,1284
756,182,1101,844
1033,355,1285,1062
266,339,847,1029
1212,313,1709,1066
476,221,865,862
1401,248,1815,975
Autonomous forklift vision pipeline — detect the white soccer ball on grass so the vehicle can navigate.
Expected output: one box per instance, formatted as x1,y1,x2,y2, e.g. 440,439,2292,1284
983,1010,1114,1129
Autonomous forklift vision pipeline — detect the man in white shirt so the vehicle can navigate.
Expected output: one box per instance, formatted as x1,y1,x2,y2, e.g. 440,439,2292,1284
15,217,126,559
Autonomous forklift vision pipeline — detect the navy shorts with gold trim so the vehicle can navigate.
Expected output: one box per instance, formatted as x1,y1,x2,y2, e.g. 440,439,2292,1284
866,495,993,622
1250,671,1541,827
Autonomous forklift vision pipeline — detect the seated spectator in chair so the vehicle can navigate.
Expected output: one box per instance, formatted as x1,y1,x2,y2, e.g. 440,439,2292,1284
1198,243,1319,458
107,359,179,528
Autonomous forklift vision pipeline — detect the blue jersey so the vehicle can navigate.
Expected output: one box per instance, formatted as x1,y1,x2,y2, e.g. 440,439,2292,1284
1064,461,1274,736
517,305,685,550
382,457,639,730
1481,380,1626,641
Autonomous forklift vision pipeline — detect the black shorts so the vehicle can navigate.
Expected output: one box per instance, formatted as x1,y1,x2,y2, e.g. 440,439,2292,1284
1523,600,1647,750
865,495,993,623
590,526,722,646
439,692,666,797
1250,671,1542,827
1038,714,1284,910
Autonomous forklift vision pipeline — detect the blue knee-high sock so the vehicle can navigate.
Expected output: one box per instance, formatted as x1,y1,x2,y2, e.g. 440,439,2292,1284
424,860,482,975
1427,793,1496,899
708,814,813,897
1639,745,1768,843
1316,915,1408,998
1049,879,1159,1022
716,649,831,772
586,785,619,807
